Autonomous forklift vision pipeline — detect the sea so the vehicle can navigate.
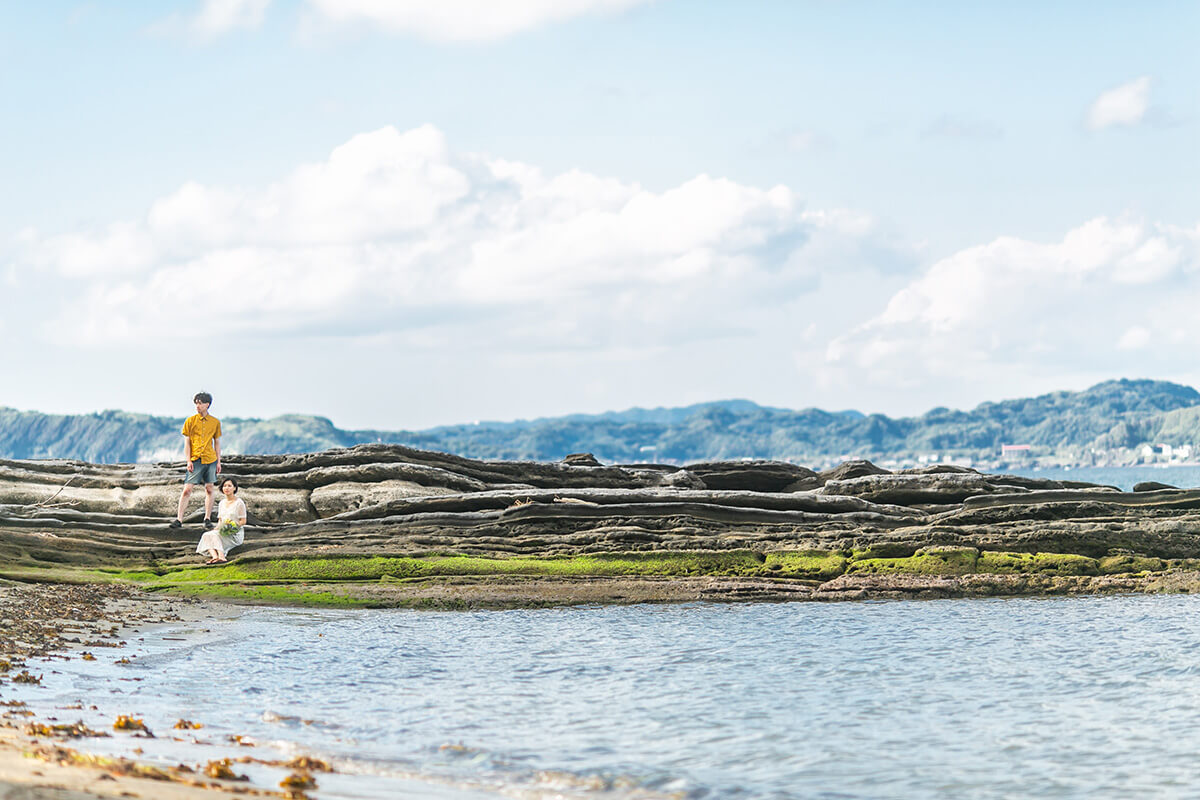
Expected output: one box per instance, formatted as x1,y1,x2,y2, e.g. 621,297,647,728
17,595,1200,799
1006,464,1200,491
12,465,1200,799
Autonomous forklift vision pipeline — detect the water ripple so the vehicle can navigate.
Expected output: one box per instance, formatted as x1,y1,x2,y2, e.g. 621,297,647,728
18,595,1200,798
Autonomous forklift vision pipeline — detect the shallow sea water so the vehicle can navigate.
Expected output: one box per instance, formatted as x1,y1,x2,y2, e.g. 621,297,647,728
16,594,1200,799
1006,464,1200,491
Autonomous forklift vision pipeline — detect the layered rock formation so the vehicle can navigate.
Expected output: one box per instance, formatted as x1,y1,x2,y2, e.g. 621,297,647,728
2,445,1199,577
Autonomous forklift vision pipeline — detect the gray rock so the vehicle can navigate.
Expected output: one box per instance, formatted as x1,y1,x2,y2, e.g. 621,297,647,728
658,469,706,490
819,460,890,482
562,453,603,467
684,460,817,492
1133,481,1179,492
3,446,1199,571
819,472,1033,506
900,464,979,475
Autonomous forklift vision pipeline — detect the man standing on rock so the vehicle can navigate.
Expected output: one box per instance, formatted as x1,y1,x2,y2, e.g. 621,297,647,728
170,392,221,530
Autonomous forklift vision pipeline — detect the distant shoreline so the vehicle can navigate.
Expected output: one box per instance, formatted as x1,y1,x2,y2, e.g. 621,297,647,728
5,378,1200,470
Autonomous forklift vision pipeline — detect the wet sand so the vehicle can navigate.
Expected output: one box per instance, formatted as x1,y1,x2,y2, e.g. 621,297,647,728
0,581,325,800
0,725,241,799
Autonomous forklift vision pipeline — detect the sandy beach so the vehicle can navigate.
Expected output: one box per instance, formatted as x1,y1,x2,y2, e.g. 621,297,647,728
0,581,331,800
0,726,241,799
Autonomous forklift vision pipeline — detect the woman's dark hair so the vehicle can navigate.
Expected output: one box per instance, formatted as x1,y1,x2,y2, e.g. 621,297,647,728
194,391,213,405
220,477,239,492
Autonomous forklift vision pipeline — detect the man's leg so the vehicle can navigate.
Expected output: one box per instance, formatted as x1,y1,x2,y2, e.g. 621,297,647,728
175,484,194,524
203,483,215,523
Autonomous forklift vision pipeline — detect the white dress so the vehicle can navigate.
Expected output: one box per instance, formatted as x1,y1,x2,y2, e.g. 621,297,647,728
196,497,246,557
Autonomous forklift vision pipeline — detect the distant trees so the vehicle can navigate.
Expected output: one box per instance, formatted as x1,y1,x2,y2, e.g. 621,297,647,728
2,379,1199,466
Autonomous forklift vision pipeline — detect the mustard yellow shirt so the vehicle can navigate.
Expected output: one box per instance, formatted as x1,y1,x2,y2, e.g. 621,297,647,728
181,413,222,464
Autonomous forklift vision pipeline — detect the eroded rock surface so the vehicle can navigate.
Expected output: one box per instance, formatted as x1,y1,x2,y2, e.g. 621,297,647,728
1,446,1198,568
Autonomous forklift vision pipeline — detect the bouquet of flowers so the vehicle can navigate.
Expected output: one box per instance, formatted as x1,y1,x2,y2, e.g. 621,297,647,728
218,519,240,536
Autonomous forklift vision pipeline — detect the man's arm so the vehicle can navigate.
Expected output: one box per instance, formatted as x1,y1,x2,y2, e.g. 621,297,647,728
183,434,193,472
214,437,221,474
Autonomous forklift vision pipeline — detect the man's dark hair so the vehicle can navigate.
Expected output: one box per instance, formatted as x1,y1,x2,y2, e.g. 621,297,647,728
220,477,239,493
193,392,213,405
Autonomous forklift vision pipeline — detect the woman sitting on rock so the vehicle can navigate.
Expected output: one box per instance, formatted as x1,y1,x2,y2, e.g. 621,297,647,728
197,477,246,564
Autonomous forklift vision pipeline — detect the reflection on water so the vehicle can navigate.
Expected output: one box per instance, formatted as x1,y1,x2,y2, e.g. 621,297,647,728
18,595,1200,799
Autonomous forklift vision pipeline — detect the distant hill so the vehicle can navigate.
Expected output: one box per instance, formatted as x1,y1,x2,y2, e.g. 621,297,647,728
2,379,1198,466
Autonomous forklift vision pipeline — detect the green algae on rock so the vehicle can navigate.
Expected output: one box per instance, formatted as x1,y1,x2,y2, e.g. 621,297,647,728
49,545,1200,608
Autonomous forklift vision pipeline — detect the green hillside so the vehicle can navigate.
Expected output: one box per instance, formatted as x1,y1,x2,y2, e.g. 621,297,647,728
1,379,1197,466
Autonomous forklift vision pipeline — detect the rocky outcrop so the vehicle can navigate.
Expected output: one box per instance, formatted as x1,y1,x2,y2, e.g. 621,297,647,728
681,460,816,492
1134,481,1179,492
1,447,1198,571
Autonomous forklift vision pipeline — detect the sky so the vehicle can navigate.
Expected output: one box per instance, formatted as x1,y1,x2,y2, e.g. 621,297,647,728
1,1,1197,429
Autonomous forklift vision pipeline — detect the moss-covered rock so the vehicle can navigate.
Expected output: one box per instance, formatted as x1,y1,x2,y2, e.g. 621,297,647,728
846,547,979,576
763,551,847,580
975,551,1030,574
1098,554,1166,574
1029,553,1099,576
975,551,1099,576
848,543,918,560
104,550,779,587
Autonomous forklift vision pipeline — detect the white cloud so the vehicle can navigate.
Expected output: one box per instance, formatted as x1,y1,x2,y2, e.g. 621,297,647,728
921,115,1003,141
817,217,1200,400
193,0,270,35
786,130,833,152
24,222,156,277
1087,76,1152,130
15,125,909,350
304,0,654,41
15,124,1193,425
1117,326,1151,351
151,0,271,38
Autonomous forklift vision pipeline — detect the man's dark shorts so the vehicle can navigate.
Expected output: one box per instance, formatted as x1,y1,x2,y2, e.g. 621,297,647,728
184,460,218,485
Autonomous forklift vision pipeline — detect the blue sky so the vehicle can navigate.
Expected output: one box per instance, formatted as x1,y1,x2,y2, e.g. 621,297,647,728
2,1,1197,430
